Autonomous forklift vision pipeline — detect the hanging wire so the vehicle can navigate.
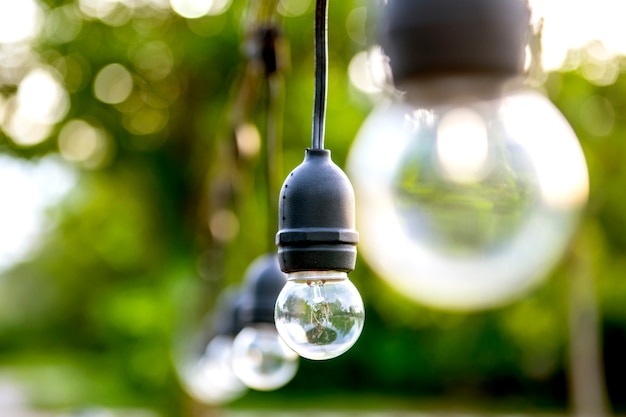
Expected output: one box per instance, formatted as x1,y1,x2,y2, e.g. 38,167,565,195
252,24,286,250
311,0,329,150
265,77,284,250
238,1,287,251
202,0,286,271
183,0,287,388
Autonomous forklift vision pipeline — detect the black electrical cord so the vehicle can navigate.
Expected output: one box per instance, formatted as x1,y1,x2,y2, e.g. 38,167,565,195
311,0,328,150
262,30,285,252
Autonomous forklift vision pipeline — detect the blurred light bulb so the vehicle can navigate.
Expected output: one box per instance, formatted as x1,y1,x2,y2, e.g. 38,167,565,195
348,86,588,310
183,335,247,404
231,323,299,391
274,271,365,360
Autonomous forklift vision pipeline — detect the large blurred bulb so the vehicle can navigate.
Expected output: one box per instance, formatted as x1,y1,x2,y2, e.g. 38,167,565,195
274,271,365,360
231,323,299,391
348,87,589,310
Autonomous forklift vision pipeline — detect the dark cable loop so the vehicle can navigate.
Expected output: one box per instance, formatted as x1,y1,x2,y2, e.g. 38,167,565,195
265,72,285,251
311,0,328,150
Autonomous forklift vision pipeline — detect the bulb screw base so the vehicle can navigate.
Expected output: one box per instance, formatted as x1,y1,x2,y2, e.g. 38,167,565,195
276,149,358,273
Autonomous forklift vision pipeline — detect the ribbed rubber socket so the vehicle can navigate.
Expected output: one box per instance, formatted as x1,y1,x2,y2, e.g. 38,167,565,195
379,0,531,83
238,255,287,325
276,149,358,273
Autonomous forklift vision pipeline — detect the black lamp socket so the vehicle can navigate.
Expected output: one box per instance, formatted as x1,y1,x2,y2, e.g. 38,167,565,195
238,254,287,325
276,149,358,273
379,0,531,84
211,288,245,337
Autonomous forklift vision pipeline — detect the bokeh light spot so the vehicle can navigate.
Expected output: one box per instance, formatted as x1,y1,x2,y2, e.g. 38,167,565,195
581,42,619,86
18,68,69,124
346,7,368,46
207,0,232,16
235,123,261,159
349,51,379,95
0,0,43,44
2,68,69,147
94,63,134,104
132,41,174,81
78,0,133,23
79,0,112,19
170,0,213,19
209,210,239,243
348,47,388,95
278,0,311,17
44,5,83,44
2,106,52,148
580,95,615,137
122,107,168,136
58,119,113,169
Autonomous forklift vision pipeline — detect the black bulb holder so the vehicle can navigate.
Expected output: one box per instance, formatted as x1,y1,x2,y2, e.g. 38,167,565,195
379,0,531,84
238,254,288,324
276,149,358,273
209,288,245,338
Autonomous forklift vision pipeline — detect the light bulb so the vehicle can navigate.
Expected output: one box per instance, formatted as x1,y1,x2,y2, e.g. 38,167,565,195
348,86,589,310
276,149,364,359
182,335,247,404
274,270,365,360
231,323,299,391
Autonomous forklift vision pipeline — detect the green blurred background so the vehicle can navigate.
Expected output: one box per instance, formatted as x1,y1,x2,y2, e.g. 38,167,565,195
0,0,624,416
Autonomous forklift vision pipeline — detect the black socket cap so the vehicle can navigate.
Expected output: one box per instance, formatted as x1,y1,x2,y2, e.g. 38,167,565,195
212,287,245,337
238,254,287,325
276,149,358,273
379,0,531,83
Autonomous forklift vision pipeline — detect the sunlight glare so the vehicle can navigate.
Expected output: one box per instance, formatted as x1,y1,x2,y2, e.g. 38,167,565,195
349,51,378,95
0,155,75,273
502,92,589,210
348,47,388,95
3,68,69,147
436,108,491,184
17,69,69,124
529,0,626,71
0,0,43,44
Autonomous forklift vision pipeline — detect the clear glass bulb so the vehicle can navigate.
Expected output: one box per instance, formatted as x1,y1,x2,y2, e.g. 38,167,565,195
274,271,365,360
231,323,299,391
347,87,589,310
181,335,247,404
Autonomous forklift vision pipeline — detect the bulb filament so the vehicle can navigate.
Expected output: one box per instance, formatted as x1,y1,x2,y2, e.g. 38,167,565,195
306,280,337,345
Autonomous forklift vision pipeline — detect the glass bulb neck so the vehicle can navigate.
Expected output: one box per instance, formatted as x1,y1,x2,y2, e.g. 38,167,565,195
286,271,348,282
399,76,520,107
